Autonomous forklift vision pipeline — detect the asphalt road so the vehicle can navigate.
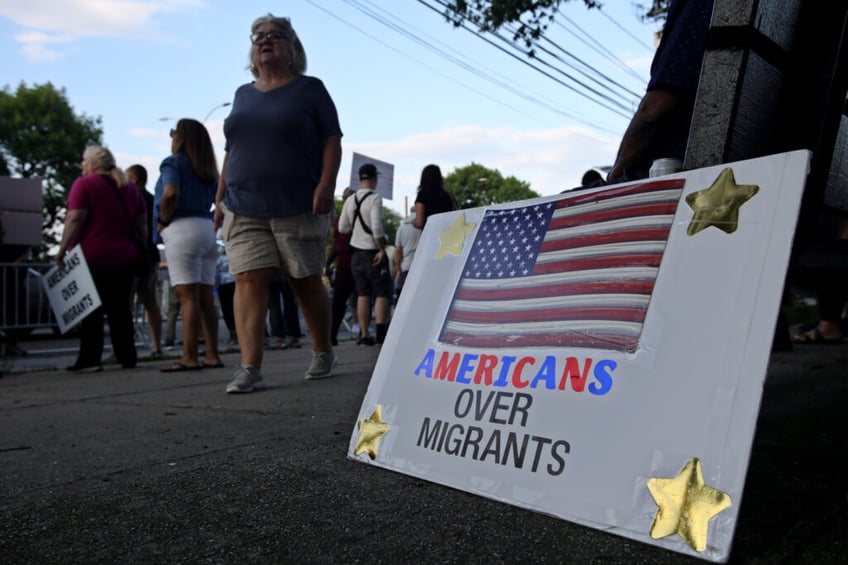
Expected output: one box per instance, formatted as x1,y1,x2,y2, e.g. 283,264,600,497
0,335,846,564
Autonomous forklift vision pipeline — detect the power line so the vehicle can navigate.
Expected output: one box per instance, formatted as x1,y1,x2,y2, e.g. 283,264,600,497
487,23,636,116
501,20,643,107
597,5,656,52
533,30,645,100
322,0,623,132
418,0,634,120
555,13,648,84
302,0,533,119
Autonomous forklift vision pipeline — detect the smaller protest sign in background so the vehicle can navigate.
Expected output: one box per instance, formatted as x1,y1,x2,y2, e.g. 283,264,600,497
350,152,394,201
41,244,101,334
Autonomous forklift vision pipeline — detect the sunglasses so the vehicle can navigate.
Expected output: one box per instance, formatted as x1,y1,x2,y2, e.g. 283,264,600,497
250,30,286,45
169,128,176,138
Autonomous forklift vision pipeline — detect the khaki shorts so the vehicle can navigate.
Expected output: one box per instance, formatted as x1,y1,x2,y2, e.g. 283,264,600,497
222,210,332,279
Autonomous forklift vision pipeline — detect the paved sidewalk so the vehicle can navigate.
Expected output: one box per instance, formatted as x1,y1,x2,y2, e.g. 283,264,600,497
1,340,846,564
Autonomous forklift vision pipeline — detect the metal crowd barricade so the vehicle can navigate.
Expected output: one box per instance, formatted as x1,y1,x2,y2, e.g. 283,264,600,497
0,261,62,337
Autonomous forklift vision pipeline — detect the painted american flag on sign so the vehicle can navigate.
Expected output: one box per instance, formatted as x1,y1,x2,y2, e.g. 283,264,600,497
439,178,686,352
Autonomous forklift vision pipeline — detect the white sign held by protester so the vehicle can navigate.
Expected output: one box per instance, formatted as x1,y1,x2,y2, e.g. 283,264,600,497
348,151,811,562
350,152,395,201
42,244,101,334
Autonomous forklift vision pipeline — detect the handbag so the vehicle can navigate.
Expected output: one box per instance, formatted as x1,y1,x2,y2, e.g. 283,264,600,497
104,175,151,278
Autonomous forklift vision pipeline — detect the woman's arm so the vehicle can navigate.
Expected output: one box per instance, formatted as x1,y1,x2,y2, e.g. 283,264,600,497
313,134,342,215
608,90,683,183
157,182,179,234
412,202,425,229
394,245,403,277
214,152,229,232
56,209,88,267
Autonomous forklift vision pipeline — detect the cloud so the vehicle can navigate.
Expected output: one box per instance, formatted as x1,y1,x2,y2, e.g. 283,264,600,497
348,124,620,202
14,31,70,62
0,0,204,61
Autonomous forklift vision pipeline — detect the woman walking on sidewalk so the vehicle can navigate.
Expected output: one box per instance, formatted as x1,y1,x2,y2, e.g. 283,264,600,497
214,14,342,392
154,119,223,372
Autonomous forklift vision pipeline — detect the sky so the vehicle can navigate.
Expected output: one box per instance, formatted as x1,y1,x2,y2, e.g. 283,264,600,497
0,0,660,217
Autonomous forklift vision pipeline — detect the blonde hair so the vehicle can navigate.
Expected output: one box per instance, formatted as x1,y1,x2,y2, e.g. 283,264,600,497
249,14,307,77
84,145,127,187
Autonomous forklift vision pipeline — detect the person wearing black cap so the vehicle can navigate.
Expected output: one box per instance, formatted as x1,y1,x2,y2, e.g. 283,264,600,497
338,164,393,345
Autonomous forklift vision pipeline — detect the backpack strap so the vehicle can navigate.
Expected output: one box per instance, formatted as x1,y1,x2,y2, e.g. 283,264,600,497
353,191,376,237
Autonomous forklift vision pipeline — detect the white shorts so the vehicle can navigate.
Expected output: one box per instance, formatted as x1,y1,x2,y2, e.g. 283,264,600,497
161,216,217,286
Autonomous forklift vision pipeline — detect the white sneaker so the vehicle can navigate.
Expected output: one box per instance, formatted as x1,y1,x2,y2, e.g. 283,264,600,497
226,365,265,393
304,351,337,380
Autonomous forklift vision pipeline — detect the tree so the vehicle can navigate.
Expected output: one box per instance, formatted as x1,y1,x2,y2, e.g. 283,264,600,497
0,82,103,258
444,1,669,50
382,206,401,244
445,162,539,209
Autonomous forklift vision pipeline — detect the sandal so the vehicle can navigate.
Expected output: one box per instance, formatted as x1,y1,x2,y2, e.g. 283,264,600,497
791,328,843,345
160,362,203,373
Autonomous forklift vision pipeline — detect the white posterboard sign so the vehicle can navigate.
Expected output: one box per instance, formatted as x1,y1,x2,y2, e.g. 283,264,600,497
348,151,811,562
42,244,102,334
350,152,394,201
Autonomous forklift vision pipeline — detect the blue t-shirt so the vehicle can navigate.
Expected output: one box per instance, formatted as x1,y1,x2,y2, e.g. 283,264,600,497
153,153,216,242
647,0,713,94
646,0,714,163
222,75,342,218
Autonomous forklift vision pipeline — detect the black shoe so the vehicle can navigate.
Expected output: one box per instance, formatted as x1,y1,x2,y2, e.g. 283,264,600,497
356,336,375,346
66,363,103,373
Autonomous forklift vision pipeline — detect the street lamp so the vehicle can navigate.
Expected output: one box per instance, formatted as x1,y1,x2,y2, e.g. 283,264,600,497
203,102,231,122
158,101,230,124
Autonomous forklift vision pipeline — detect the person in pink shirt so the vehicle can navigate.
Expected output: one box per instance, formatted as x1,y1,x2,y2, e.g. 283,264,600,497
56,146,147,372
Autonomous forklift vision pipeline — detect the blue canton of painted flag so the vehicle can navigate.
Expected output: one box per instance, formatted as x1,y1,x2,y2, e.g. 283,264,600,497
463,204,555,281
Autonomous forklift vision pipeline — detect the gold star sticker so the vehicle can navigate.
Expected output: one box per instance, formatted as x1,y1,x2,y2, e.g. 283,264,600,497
646,457,732,552
685,168,759,236
354,405,390,460
436,212,476,259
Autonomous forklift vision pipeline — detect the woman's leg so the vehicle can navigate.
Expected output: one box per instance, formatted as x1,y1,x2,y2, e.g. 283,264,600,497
282,280,303,339
267,279,286,341
235,267,275,368
99,265,137,368
198,283,221,365
174,283,200,366
75,303,105,367
218,283,236,337
289,274,332,352
141,271,163,353
356,295,372,339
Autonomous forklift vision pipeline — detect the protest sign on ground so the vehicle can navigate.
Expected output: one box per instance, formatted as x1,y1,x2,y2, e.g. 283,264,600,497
349,151,810,562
